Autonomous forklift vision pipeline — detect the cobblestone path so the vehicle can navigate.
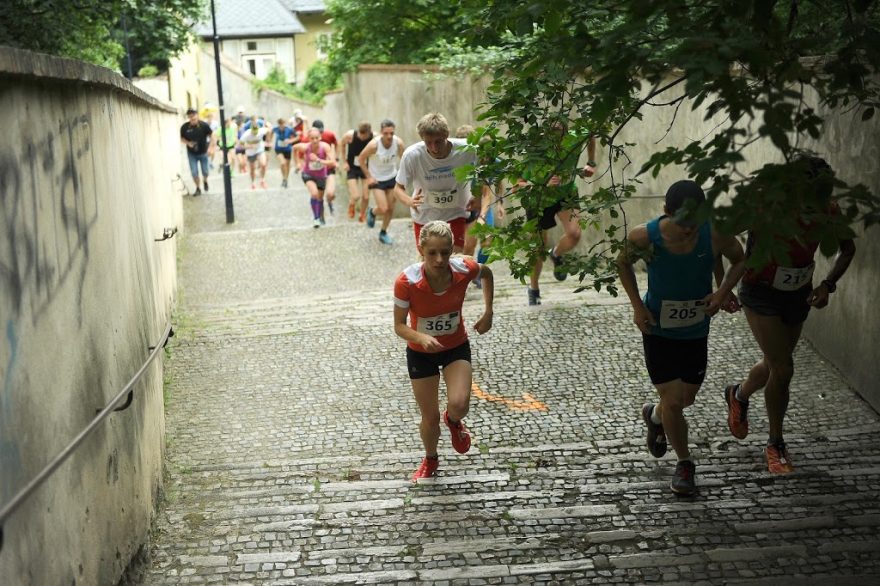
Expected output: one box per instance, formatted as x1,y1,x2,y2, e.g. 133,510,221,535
143,165,880,584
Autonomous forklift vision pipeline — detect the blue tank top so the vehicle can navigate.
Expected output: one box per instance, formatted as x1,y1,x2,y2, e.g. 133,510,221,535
275,127,294,152
643,217,714,339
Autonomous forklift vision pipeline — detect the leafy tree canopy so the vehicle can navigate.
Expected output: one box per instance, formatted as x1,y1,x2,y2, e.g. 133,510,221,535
324,0,501,76
460,0,880,290
0,0,205,74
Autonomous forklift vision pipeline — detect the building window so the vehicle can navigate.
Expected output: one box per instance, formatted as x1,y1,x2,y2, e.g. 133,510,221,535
315,33,332,59
247,41,257,51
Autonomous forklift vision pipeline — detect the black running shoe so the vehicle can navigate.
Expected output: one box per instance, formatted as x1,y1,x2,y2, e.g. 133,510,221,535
203,180,209,192
549,249,567,281
671,460,696,496
194,187,202,196
527,287,541,306
642,403,667,458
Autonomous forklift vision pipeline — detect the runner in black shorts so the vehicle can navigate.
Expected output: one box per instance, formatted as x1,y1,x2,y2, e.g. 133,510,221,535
618,180,744,496
517,121,597,305
340,122,373,221
393,221,494,482
360,119,405,245
722,156,856,474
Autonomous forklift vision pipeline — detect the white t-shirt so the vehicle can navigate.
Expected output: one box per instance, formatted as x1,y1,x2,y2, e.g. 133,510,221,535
396,138,476,224
240,127,269,156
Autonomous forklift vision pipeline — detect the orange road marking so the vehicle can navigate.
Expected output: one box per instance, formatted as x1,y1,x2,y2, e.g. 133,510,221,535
471,382,548,412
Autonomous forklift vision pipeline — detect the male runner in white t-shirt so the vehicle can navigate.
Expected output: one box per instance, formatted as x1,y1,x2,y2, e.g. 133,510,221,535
395,113,478,252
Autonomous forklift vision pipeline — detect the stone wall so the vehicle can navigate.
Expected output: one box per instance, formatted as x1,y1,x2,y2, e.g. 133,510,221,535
0,48,181,584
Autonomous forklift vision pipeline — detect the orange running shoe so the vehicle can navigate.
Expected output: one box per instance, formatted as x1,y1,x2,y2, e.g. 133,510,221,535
358,210,366,223
411,457,439,483
443,410,471,454
348,203,356,219
724,384,749,439
766,442,795,474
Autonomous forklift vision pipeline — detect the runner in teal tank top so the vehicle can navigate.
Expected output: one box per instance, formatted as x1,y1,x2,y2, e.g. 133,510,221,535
643,219,714,339
617,180,746,496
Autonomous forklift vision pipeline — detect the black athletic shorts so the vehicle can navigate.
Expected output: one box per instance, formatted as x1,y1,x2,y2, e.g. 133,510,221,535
525,188,577,230
642,334,708,386
739,281,811,325
406,341,471,380
370,177,396,191
347,167,366,180
328,167,336,175
302,173,326,191
275,149,292,160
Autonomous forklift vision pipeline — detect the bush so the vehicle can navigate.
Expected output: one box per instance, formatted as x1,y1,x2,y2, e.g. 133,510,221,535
252,62,341,105
137,64,160,77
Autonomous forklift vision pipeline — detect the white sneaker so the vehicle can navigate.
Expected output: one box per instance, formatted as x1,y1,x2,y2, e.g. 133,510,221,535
313,219,321,229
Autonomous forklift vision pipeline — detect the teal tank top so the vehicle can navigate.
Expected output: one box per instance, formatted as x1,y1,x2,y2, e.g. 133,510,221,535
642,217,714,339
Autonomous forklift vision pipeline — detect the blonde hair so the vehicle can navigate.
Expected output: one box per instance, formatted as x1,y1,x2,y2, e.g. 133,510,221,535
417,113,449,137
418,220,453,248
454,124,474,139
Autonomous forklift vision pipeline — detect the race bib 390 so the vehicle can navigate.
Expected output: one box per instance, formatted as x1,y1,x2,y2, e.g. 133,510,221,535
426,189,459,209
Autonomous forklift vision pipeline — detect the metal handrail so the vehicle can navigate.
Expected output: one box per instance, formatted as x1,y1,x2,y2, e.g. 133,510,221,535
0,321,174,552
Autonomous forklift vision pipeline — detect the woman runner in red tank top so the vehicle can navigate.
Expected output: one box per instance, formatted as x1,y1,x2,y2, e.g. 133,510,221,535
393,220,495,482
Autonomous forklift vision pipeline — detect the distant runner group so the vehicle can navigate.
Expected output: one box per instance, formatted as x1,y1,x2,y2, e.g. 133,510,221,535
182,107,857,496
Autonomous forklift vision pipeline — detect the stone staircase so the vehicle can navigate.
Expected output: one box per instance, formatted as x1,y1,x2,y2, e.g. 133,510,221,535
143,272,880,585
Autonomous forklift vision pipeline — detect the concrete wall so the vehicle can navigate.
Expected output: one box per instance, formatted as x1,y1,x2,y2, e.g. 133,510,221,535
798,87,880,410
340,65,491,147
0,48,181,584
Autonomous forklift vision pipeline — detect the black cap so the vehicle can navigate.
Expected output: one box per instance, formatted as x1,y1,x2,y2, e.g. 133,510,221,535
312,119,324,130
665,180,705,212
186,108,197,115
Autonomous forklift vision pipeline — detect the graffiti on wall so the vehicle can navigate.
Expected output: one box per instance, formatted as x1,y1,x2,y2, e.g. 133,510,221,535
0,112,100,500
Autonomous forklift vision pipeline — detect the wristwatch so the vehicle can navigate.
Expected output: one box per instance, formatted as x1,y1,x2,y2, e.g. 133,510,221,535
821,279,837,293
586,160,597,167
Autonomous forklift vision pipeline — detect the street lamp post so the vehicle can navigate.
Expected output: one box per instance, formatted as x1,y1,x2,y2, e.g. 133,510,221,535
210,0,235,223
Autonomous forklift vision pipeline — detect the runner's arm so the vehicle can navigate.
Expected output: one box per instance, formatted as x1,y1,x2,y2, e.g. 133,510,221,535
473,264,494,335
705,231,746,315
340,131,352,170
616,226,654,334
808,237,856,307
358,140,378,183
326,142,338,168
393,305,443,351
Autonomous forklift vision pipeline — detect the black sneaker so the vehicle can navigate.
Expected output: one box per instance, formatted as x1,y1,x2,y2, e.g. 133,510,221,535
527,287,541,306
671,460,696,496
194,187,202,196
642,403,667,458
203,180,209,192
549,249,567,281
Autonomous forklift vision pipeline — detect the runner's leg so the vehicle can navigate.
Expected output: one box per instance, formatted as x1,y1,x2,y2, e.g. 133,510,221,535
411,375,442,456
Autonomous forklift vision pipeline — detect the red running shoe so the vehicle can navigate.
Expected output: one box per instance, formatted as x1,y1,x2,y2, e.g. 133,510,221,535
766,442,795,474
724,384,749,439
411,457,439,483
443,410,471,454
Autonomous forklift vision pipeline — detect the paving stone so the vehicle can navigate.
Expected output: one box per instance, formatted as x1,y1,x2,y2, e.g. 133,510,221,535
138,163,880,585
